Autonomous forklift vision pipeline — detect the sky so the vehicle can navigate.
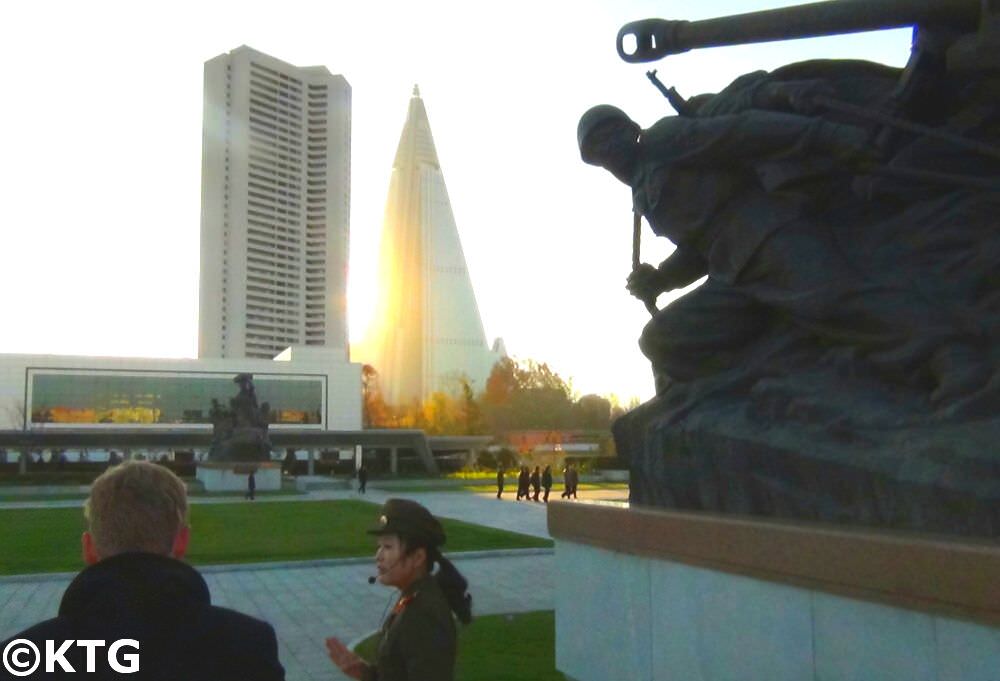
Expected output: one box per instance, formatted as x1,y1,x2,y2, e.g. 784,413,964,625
0,1,911,403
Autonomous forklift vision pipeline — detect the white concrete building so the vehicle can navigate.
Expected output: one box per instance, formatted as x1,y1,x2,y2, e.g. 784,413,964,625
360,86,504,405
0,347,361,432
200,46,351,361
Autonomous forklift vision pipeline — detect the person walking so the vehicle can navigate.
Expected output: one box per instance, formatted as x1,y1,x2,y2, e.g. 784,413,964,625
326,499,472,680
496,467,505,499
358,464,368,494
245,468,256,501
560,465,571,499
568,463,579,500
530,466,541,502
542,465,553,503
516,466,530,501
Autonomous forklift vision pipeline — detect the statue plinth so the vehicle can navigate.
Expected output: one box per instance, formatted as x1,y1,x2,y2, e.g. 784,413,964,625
615,378,1000,537
196,461,281,493
547,501,1000,681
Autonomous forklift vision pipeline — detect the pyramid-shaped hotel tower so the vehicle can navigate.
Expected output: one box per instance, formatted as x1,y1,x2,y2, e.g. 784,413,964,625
362,86,505,405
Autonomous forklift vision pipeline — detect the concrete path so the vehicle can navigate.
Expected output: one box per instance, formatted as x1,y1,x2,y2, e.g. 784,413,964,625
0,487,576,680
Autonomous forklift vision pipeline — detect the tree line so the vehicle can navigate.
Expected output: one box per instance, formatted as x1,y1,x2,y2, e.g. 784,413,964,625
361,357,637,436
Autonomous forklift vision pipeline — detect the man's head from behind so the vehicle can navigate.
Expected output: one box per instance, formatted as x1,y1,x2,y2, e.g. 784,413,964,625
82,461,190,564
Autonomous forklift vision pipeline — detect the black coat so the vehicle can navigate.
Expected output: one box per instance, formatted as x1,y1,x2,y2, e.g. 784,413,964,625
1,552,284,680
517,469,529,492
529,471,540,492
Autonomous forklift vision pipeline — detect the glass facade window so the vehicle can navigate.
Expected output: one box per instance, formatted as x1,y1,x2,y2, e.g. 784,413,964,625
28,369,325,428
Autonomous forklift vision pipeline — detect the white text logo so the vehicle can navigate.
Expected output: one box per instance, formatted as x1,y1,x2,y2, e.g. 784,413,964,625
2,639,139,675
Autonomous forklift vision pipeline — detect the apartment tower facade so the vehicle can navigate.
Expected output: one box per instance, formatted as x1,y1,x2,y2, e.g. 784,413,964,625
199,46,351,360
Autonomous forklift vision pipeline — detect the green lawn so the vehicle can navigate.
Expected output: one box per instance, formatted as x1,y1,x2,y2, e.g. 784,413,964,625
0,490,305,504
356,610,566,681
0,499,552,575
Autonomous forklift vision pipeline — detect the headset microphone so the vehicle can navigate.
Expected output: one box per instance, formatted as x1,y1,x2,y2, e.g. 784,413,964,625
368,557,402,585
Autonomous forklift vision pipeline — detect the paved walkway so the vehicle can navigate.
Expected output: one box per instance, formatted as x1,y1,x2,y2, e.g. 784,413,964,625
0,488,580,680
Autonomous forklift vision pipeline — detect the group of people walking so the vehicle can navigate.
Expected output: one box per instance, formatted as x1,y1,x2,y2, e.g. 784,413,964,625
496,463,579,502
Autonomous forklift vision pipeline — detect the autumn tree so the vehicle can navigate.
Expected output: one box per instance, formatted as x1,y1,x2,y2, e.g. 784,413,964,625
459,377,486,434
482,357,517,432
481,358,576,431
361,365,392,428
417,375,486,435
365,358,629,438
574,394,612,431
422,391,458,435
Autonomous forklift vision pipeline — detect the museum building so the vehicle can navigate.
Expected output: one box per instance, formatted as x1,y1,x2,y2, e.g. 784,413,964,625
0,346,361,433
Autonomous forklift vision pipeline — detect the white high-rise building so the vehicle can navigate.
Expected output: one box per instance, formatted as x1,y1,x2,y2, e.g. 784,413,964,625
362,86,505,405
199,46,351,360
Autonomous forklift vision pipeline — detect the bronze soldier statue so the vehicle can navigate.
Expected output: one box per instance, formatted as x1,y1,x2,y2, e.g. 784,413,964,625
577,102,989,403
587,0,1000,535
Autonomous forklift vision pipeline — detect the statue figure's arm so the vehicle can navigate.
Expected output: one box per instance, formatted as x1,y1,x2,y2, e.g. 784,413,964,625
657,246,709,290
645,111,872,167
750,79,837,116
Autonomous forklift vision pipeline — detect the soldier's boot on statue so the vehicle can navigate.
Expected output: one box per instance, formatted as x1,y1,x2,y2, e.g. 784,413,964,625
928,342,991,407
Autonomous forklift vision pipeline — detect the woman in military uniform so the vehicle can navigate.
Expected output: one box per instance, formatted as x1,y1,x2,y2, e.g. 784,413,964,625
326,498,473,680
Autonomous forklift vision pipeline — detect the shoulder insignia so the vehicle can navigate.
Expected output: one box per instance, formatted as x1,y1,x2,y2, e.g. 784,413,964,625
392,594,416,614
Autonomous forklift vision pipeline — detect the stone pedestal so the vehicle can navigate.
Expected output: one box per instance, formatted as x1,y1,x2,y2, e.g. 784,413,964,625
196,462,281,492
547,502,1000,681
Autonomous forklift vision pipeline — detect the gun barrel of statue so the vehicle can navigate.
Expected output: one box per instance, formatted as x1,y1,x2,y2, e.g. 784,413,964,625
617,0,979,63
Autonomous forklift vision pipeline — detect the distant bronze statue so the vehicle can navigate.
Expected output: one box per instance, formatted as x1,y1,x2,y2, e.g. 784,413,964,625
207,374,273,462
584,0,1000,537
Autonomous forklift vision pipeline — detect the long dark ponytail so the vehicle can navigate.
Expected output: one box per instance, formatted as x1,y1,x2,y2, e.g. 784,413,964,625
428,548,472,624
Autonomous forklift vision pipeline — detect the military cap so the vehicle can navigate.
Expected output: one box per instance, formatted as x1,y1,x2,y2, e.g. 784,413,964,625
367,498,446,548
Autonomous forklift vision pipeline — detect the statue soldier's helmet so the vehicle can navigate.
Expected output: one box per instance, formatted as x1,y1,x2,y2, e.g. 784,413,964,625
577,104,639,163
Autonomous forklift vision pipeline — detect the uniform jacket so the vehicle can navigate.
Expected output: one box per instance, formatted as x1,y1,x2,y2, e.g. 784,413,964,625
0,552,284,681
364,574,456,681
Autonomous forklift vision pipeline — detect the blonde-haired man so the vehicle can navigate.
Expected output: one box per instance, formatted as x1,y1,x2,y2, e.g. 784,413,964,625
2,461,284,680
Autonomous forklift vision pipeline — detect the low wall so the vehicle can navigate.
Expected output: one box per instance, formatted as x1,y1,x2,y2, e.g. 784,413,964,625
196,462,281,492
587,470,628,483
0,485,92,497
547,502,1000,681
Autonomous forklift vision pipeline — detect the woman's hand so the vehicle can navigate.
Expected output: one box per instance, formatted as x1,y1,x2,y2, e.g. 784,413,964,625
325,637,370,680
